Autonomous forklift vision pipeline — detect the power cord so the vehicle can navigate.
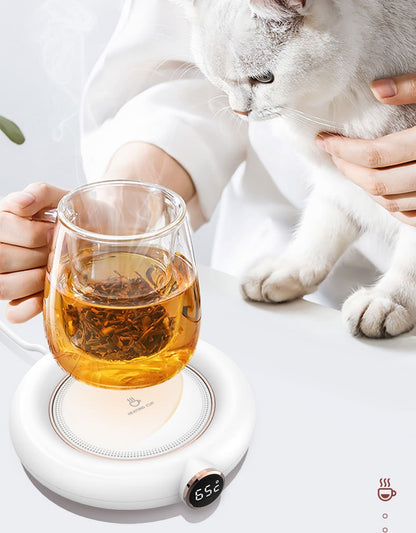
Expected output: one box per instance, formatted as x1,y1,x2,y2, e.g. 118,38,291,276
0,320,48,355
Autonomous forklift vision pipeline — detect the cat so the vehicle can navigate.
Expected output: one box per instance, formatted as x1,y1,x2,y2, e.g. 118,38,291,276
174,0,416,338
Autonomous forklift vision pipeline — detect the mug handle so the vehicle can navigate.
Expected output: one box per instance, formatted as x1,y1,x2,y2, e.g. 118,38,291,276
31,208,58,224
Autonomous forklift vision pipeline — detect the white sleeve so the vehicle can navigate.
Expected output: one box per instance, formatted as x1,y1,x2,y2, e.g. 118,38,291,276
81,0,248,221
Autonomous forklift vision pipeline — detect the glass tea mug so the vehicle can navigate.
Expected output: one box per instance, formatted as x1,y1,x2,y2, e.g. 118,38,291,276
43,180,201,389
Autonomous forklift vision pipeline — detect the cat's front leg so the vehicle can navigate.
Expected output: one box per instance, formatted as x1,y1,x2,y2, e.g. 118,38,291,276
343,226,416,338
242,191,361,302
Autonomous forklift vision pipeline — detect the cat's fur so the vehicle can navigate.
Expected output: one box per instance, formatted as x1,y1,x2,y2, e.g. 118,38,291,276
174,0,416,338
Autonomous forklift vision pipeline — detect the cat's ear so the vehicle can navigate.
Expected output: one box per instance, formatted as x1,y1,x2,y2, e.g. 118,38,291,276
249,0,309,18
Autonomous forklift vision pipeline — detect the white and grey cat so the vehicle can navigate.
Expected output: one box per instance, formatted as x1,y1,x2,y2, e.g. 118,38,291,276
175,0,416,338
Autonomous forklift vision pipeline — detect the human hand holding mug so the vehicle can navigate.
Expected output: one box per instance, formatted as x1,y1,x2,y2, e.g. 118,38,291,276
0,182,67,323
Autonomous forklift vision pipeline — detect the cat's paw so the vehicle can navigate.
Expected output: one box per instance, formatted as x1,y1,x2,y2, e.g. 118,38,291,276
241,256,326,303
342,288,415,338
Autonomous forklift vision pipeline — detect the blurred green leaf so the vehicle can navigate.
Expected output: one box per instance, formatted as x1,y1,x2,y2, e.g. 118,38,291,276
0,115,25,144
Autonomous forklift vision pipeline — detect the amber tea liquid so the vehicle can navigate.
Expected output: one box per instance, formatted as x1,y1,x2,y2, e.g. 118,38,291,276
44,248,201,389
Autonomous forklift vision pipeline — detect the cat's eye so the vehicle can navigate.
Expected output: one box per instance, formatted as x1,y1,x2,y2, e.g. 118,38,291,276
250,71,275,84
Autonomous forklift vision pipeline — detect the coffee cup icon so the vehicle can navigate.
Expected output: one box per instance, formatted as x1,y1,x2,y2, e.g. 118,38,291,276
378,488,397,502
378,479,397,502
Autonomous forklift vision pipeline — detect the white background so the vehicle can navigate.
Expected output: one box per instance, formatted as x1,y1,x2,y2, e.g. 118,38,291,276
0,0,217,263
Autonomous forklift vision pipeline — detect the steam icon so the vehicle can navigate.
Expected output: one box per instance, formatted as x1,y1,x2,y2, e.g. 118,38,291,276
127,397,141,408
378,478,397,502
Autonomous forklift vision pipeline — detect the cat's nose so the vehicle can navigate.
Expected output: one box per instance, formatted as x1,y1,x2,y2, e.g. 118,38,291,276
233,109,250,116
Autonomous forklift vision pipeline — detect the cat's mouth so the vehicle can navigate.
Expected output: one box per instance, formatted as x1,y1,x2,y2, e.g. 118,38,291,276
252,109,283,121
233,113,250,123
231,107,283,122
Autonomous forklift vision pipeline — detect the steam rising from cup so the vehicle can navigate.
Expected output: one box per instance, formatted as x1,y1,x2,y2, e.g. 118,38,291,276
36,0,96,143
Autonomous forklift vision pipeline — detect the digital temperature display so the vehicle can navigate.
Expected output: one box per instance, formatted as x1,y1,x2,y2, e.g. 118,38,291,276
186,471,224,508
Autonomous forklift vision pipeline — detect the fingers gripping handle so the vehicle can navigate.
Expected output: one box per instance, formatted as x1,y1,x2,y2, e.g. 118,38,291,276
0,208,55,358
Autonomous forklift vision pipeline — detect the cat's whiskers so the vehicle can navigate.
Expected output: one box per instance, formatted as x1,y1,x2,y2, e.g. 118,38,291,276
282,107,344,132
152,60,201,83
335,88,362,122
282,112,337,134
257,105,345,134
208,94,229,106
176,63,201,81
213,105,246,136
213,104,234,121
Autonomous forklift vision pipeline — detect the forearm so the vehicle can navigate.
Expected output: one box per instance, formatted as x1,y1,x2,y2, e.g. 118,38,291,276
82,1,247,221
102,142,196,203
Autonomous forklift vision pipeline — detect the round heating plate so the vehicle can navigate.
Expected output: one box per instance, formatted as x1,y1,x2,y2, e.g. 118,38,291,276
50,366,214,460
10,341,255,509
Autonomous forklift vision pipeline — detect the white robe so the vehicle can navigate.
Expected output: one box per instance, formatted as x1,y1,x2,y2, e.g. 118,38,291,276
81,0,378,309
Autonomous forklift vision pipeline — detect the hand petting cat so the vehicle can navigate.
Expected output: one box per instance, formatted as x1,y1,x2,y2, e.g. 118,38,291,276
316,73,416,227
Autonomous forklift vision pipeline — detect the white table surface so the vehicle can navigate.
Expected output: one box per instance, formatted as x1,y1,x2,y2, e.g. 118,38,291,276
2,264,416,532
